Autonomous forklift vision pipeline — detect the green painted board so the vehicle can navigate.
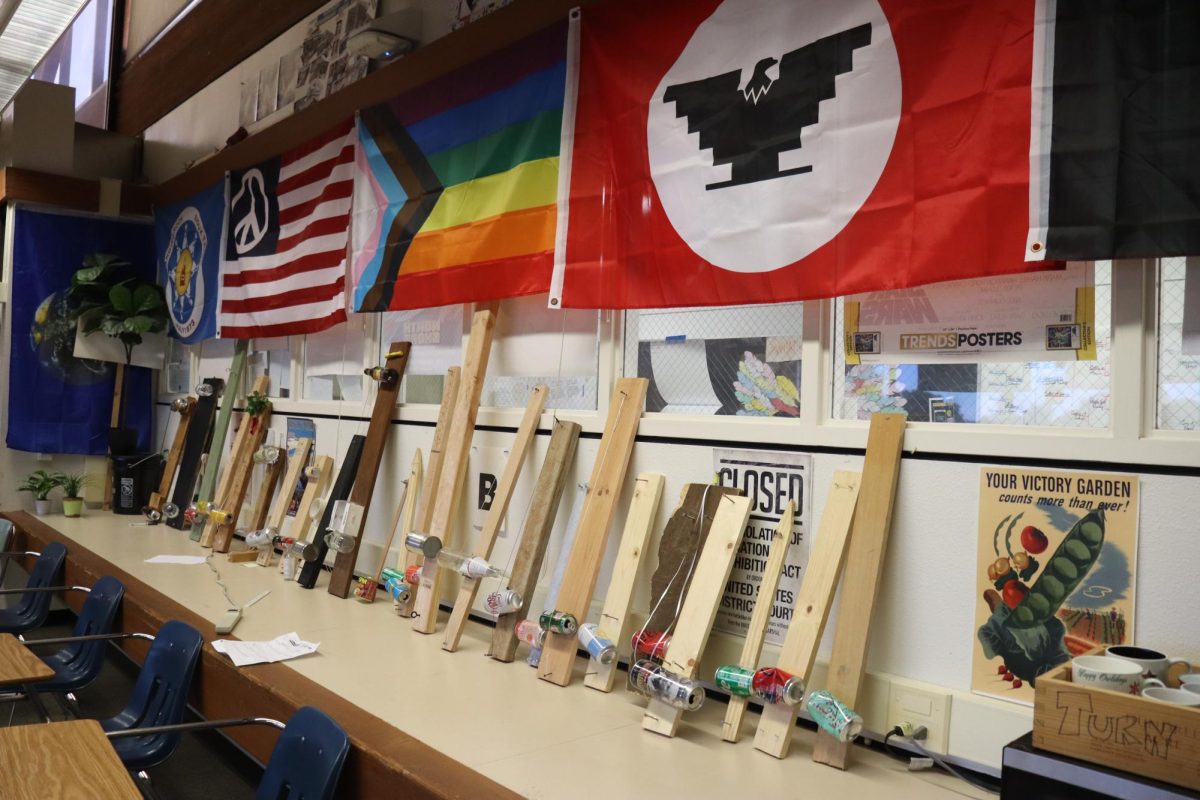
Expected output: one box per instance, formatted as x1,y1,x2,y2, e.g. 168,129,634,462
189,340,249,541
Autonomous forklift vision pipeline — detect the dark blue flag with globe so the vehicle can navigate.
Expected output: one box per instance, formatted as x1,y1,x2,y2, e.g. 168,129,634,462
155,181,224,343
8,209,155,455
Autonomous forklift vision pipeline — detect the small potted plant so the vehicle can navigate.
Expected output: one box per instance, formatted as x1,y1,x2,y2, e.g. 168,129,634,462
18,470,59,515
55,472,89,518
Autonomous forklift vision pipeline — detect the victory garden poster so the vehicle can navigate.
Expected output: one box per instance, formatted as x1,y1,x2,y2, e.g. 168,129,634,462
973,467,1138,704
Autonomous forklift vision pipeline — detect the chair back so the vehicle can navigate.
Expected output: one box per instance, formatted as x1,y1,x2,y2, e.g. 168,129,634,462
0,519,12,550
104,620,203,771
257,707,350,800
47,576,124,685
13,541,66,627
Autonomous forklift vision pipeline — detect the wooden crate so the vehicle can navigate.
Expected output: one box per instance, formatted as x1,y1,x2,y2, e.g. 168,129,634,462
1033,658,1200,790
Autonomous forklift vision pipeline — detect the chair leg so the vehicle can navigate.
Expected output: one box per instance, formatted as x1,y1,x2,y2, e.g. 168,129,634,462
23,686,52,723
134,770,163,800
59,691,83,719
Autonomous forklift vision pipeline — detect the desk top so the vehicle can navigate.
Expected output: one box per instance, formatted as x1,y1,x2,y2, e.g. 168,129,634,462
8,511,990,800
0,719,140,799
0,632,53,686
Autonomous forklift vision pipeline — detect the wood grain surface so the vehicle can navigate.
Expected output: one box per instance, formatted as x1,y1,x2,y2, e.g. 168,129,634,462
0,633,53,685
0,719,139,799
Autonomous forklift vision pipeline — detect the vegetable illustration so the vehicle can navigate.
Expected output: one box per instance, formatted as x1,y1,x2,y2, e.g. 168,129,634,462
1007,509,1105,629
1001,579,1029,609
1021,525,1049,554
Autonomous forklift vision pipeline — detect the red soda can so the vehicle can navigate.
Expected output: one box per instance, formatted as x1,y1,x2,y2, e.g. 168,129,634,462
631,630,672,660
751,667,805,706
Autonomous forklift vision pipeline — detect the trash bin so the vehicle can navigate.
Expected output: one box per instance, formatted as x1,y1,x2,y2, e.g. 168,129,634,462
110,454,163,515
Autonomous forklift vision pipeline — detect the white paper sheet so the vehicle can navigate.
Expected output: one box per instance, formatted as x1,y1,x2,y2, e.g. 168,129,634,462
144,555,207,565
649,339,721,412
212,632,320,667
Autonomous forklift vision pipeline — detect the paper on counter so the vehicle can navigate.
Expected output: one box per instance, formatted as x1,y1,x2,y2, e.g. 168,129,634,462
212,632,320,667
144,555,208,565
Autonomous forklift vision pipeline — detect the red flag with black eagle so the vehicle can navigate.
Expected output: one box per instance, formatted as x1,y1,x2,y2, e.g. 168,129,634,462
550,0,1056,309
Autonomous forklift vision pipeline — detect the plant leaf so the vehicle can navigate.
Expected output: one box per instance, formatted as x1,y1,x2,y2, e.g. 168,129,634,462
109,284,133,314
133,284,162,313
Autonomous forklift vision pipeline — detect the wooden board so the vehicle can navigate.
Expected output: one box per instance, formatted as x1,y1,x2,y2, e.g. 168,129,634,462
267,439,313,533
753,471,861,759
146,397,195,514
165,377,221,530
292,455,334,544
190,340,249,541
537,377,648,686
298,436,367,589
209,377,273,553
397,367,460,617
642,494,752,737
442,385,548,651
812,413,905,769
0,719,141,799
645,485,739,633
246,450,285,533
328,342,411,598
584,472,664,692
721,501,794,742
0,633,53,685
101,363,124,511
413,304,499,633
488,420,580,663
356,451,424,602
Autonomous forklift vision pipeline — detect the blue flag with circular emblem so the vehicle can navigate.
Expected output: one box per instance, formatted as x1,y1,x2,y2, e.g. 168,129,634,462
155,180,225,343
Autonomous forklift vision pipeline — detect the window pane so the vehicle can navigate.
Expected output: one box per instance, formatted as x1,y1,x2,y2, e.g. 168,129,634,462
304,317,369,402
1156,257,1200,431
379,304,465,405
251,336,292,399
625,303,802,417
163,339,192,394
832,264,1111,426
482,295,598,411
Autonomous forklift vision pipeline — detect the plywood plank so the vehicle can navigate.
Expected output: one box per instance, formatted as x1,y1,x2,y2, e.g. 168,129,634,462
355,451,423,602
328,343,411,598
812,413,905,769
292,455,334,544
397,368,460,617
488,420,580,663
267,439,313,533
413,305,499,633
190,341,248,541
147,397,195,513
204,375,271,550
584,472,664,692
642,494,752,737
721,501,794,742
537,378,648,686
442,385,548,651
753,471,861,759
298,436,366,589
246,453,285,533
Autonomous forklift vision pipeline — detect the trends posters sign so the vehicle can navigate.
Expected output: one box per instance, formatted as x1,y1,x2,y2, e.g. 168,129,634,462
973,467,1138,704
712,448,811,645
844,262,1096,365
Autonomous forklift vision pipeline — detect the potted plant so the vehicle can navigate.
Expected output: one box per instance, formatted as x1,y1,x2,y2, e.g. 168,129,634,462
18,470,59,515
55,472,89,518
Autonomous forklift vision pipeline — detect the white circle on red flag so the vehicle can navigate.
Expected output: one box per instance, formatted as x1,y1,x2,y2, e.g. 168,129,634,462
647,0,901,274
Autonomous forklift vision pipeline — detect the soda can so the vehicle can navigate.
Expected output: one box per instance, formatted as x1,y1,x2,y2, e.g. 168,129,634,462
751,667,805,706
631,630,672,660
515,619,545,649
404,564,422,585
280,554,296,581
484,590,523,615
578,623,615,665
804,690,863,742
539,611,578,635
714,665,755,697
628,659,705,711
386,577,411,606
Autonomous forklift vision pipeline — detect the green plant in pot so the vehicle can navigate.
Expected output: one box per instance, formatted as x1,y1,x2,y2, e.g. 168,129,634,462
18,469,59,516
55,472,90,518
67,254,169,455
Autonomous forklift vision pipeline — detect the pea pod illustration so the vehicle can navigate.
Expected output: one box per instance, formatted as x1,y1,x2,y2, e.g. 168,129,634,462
1006,509,1105,629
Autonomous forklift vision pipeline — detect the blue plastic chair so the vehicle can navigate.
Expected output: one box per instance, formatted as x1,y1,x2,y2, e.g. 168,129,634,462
257,706,350,800
100,620,204,772
0,541,66,634
28,576,125,693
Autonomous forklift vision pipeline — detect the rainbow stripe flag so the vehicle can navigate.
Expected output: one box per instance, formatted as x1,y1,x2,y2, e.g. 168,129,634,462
351,24,565,311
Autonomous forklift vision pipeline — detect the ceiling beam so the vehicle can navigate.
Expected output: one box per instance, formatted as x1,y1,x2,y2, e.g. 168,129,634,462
110,0,327,137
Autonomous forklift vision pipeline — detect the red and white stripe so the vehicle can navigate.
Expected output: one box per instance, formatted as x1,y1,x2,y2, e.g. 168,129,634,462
219,120,355,338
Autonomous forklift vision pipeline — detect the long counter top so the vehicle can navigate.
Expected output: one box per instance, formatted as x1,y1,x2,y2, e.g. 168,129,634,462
4,510,989,799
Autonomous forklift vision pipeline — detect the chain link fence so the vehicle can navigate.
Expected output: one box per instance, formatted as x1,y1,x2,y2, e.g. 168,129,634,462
623,303,803,417
1157,257,1200,431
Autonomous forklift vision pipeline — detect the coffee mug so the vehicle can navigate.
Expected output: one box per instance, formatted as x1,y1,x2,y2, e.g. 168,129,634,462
1179,673,1200,689
1073,655,1165,695
1144,686,1200,707
1183,683,1200,698
1106,645,1192,684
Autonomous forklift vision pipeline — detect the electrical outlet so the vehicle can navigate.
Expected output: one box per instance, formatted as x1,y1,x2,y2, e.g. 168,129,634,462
886,678,952,754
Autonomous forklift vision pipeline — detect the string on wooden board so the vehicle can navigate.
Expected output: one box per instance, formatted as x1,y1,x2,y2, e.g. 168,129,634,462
526,480,590,664
631,483,713,663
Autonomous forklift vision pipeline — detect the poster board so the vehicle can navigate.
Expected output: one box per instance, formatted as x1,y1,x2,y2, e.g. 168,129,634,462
973,467,1138,704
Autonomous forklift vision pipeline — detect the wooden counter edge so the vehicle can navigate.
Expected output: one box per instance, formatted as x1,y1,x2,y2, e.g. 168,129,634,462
2,511,523,800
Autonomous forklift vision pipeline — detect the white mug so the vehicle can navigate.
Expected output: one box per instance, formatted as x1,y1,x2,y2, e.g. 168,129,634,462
1178,673,1200,689
1106,645,1191,684
1073,655,1165,695
1144,686,1200,707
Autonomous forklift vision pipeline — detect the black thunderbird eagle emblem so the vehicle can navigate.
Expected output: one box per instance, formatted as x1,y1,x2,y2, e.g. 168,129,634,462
664,23,872,190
